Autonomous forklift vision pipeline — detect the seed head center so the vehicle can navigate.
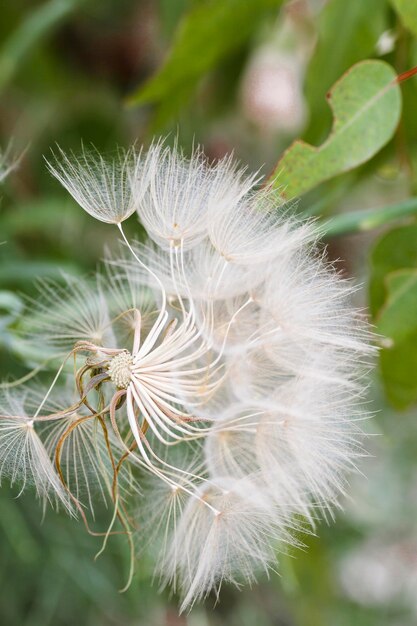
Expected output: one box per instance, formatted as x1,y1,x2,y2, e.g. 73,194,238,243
108,350,133,389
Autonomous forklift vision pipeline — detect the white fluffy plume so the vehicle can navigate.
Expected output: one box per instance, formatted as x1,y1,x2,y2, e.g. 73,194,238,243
2,140,373,609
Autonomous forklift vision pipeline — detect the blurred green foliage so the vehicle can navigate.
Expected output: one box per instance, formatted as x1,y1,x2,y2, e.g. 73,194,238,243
127,0,284,127
370,224,417,408
378,269,417,408
391,0,417,37
2,0,417,625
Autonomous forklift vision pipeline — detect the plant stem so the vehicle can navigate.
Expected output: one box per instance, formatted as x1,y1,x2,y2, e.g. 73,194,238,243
320,197,417,237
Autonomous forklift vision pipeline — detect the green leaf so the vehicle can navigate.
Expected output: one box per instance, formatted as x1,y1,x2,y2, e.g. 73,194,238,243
369,223,417,316
391,0,417,37
271,60,401,200
321,197,417,239
370,228,417,409
378,270,417,344
380,331,417,409
377,270,417,408
304,0,388,144
0,0,82,93
127,0,283,108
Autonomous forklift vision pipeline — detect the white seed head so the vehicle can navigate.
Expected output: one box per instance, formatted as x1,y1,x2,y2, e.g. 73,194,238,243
6,142,374,610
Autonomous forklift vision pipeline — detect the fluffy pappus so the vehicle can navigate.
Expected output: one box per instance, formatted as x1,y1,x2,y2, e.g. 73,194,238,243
0,140,374,610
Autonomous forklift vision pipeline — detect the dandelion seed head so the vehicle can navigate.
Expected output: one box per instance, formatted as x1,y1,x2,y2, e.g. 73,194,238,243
4,141,374,609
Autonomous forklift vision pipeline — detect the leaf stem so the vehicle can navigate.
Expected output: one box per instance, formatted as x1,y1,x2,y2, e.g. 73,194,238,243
320,197,417,237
